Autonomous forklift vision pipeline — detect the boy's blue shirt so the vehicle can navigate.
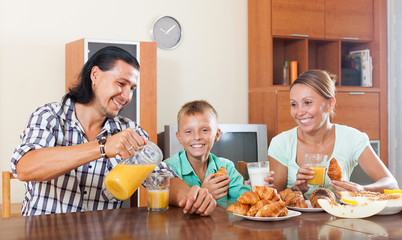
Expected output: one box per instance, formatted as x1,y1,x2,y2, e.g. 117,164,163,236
164,151,250,202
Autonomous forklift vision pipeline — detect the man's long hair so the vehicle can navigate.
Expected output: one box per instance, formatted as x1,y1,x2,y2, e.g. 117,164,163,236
67,46,140,104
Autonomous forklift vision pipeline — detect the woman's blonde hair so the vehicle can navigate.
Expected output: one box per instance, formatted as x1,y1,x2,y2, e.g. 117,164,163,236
290,69,336,100
177,100,218,129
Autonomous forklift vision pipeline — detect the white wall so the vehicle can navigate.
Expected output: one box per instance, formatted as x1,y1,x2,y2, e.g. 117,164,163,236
0,0,248,202
388,0,402,186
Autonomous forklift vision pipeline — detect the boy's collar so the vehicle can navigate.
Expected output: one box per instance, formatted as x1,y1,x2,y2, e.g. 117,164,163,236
179,152,218,176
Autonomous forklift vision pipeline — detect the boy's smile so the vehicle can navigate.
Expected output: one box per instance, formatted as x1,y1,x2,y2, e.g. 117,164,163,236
176,113,221,163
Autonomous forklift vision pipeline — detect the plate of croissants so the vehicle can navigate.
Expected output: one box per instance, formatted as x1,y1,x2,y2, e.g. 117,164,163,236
231,209,301,222
227,186,301,221
281,188,336,212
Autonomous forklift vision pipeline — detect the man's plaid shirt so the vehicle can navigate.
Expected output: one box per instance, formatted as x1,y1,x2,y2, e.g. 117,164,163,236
11,95,177,216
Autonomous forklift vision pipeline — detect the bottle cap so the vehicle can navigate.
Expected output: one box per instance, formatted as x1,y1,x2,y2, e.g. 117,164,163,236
284,61,289,67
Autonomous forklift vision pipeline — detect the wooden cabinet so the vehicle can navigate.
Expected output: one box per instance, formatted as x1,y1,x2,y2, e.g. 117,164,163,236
325,0,374,41
249,0,388,164
272,0,325,38
271,0,374,41
333,92,380,139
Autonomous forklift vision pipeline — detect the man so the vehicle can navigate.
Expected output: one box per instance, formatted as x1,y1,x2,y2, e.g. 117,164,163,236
11,46,216,216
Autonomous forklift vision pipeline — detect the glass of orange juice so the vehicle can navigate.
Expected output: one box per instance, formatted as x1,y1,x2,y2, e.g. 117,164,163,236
146,172,170,211
305,154,328,187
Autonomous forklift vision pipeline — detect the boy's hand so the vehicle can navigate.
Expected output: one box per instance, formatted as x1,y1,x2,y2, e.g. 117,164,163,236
201,173,230,200
178,185,216,216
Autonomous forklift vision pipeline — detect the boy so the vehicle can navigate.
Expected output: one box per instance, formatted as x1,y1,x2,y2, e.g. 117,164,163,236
164,100,250,202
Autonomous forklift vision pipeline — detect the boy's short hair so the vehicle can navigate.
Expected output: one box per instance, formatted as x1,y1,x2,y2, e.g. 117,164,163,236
177,100,218,127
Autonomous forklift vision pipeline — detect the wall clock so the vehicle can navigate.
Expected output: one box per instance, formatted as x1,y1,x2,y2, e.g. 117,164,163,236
151,16,182,49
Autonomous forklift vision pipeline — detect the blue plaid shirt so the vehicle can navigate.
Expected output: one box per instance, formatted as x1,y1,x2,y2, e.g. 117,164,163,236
11,95,177,216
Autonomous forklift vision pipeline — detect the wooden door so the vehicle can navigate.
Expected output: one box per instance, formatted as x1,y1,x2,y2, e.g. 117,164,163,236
325,0,374,41
272,0,325,38
332,92,380,140
277,91,297,134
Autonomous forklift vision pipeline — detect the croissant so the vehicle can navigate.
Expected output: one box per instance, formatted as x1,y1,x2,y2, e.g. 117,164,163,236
310,188,336,208
279,188,307,208
237,191,260,205
246,199,271,216
278,206,288,217
253,186,281,201
255,201,286,217
327,158,342,181
227,202,251,215
215,166,228,178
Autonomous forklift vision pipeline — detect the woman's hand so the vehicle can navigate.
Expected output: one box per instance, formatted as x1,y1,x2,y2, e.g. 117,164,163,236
330,180,364,199
201,173,230,200
294,165,314,193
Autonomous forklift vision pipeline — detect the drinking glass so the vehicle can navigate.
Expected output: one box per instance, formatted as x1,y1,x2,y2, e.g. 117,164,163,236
146,172,170,211
247,162,269,189
305,154,328,187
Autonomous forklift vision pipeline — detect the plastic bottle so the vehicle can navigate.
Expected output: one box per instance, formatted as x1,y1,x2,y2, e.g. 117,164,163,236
282,61,290,85
290,61,298,84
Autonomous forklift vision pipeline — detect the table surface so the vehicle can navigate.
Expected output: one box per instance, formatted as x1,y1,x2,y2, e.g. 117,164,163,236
1,202,402,240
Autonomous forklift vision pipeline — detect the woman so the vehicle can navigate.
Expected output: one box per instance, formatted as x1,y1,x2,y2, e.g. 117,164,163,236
266,69,398,198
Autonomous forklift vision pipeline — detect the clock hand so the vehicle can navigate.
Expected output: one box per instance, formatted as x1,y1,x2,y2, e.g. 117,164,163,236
159,28,166,33
165,25,176,34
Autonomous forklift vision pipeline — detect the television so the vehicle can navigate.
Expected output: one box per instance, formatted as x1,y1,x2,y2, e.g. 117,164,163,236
158,124,268,175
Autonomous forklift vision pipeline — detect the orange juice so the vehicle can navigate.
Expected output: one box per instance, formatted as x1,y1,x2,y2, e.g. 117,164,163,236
105,164,156,200
147,189,169,210
307,167,326,185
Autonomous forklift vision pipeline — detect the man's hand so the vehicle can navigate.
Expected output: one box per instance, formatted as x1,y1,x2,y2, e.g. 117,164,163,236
178,185,216,216
201,173,230,200
104,128,147,159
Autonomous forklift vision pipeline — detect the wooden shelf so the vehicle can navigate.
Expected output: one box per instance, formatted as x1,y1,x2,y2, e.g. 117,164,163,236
248,0,388,164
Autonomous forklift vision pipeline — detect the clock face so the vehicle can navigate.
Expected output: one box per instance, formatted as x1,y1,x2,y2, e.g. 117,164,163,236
152,16,182,49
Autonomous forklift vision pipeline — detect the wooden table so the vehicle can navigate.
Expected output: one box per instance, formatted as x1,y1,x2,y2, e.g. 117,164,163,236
1,203,402,240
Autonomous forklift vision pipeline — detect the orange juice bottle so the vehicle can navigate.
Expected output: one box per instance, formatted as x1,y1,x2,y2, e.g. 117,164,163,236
105,164,156,200
104,141,163,200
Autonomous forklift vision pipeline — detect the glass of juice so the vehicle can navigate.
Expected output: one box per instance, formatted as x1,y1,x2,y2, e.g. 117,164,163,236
104,141,163,200
146,172,170,211
247,162,269,189
305,154,328,187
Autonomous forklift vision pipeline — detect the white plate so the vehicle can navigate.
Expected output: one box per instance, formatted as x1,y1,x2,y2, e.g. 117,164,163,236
377,205,402,215
287,200,324,212
232,209,301,222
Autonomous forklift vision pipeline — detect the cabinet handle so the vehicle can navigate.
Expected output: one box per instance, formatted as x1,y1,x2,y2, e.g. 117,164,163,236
342,37,359,40
291,34,309,38
348,92,365,95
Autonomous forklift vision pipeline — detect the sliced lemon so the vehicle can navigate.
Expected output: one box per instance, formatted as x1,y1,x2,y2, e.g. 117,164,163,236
384,189,402,194
341,197,358,205
340,191,358,205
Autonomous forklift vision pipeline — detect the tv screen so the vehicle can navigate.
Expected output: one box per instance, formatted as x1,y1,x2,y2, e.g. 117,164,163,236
211,132,258,164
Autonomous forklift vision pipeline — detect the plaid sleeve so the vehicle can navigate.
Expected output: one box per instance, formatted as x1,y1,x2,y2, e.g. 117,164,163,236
154,161,179,179
10,105,58,176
